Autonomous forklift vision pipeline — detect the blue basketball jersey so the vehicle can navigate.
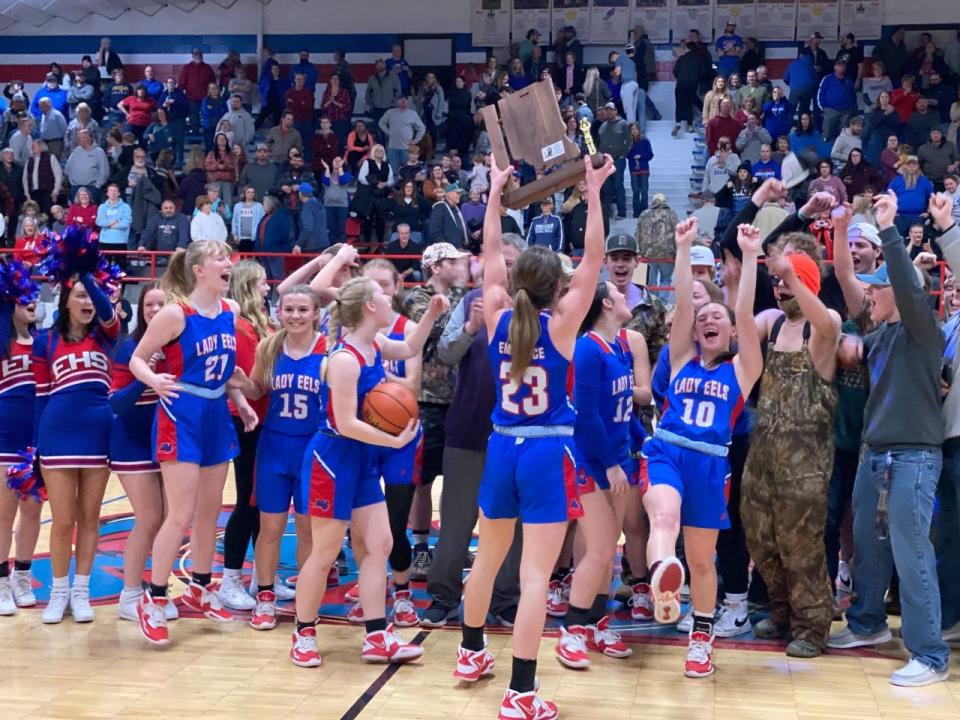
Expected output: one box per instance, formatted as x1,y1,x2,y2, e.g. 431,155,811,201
321,341,385,436
659,356,744,447
264,334,326,436
383,314,408,379
163,301,237,390
573,330,633,466
488,310,575,428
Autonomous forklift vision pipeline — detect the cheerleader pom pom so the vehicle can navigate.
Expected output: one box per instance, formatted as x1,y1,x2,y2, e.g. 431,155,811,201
0,259,39,306
6,447,46,503
34,226,124,294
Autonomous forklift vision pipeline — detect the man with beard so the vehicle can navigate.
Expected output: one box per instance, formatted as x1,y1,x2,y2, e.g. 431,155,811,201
740,236,841,658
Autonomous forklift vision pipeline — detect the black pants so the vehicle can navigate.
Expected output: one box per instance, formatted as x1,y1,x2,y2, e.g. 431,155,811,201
824,445,859,585
223,416,261,570
385,484,416,572
675,83,698,125
418,403,448,486
717,433,750,595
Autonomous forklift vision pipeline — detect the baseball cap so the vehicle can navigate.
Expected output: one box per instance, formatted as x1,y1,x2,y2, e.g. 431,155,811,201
849,223,881,247
528,28,540,38
857,263,924,287
810,31,824,39
625,43,635,52
255,142,269,150
422,242,470,266
604,233,639,255
298,183,315,197
690,245,715,267
444,182,465,195
45,72,57,82
603,101,617,110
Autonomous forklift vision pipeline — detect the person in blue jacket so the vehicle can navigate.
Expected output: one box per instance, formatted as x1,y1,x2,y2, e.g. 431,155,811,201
30,73,69,121
628,122,654,217
158,78,189,167
817,60,857,143
296,183,329,253
255,195,293,285
526,197,564,252
199,82,226,152
783,52,817,117
762,87,793,142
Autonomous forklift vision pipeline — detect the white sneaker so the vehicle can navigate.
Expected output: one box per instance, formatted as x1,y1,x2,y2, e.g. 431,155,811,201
11,569,36,607
890,658,949,687
0,577,16,615
71,586,95,622
713,600,751,638
219,573,256,611
677,609,694,633
165,598,179,620
118,588,141,621
273,576,296,601
827,626,893,649
42,586,70,624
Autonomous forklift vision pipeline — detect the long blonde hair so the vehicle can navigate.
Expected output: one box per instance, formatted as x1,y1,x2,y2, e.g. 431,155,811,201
326,276,376,349
254,284,319,387
583,67,600,97
161,239,231,304
229,260,273,339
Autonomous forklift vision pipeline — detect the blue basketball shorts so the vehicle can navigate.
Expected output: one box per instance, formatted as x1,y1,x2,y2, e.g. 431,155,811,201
573,452,644,495
255,427,310,514
479,431,583,524
378,429,423,486
154,394,239,468
301,432,384,521
643,437,731,530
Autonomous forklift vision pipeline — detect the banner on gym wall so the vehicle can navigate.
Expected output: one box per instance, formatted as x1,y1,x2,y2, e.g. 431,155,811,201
796,0,839,41
755,0,798,40
473,0,512,46
631,0,670,44
590,0,631,43
839,0,881,40
672,0,714,43
553,0,592,41
512,0,552,43
714,0,756,39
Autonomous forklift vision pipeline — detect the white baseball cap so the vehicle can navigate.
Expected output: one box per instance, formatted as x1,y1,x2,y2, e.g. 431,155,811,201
690,245,715,267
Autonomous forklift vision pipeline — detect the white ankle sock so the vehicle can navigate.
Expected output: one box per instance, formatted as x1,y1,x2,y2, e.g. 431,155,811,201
74,574,90,589
724,592,748,606
52,576,69,589
223,568,241,579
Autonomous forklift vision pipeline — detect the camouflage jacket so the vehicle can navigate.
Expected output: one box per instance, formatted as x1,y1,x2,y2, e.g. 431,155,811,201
625,285,669,362
402,283,467,405
635,203,679,260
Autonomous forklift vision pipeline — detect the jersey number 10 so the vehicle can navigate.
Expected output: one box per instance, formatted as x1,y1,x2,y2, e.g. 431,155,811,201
679,398,716,428
499,362,548,416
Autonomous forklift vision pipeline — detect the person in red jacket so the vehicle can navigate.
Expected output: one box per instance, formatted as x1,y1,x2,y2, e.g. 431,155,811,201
65,187,98,229
706,99,745,156
13,216,42,267
284,73,316,163
178,48,216,136
890,74,919,124
204,131,238,207
118,85,156,142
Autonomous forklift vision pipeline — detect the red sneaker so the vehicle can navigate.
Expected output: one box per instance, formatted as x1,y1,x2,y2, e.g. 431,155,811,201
554,625,590,669
453,643,496,682
628,582,654,621
361,624,424,663
290,627,322,667
250,590,277,631
498,688,559,720
585,616,632,658
684,631,715,678
545,581,568,618
392,589,419,627
137,591,169,646
181,581,234,622
651,557,685,624
347,602,364,623
345,582,390,603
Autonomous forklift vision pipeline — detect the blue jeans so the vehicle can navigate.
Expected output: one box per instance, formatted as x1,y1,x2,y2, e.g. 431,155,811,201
647,262,674,303
325,206,348,244
387,148,408,177
936,440,960,630
630,173,649,216
602,157,627,217
847,447,949,671
635,88,647,134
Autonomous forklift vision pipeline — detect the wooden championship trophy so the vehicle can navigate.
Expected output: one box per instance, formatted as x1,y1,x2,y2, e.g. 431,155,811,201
480,77,604,209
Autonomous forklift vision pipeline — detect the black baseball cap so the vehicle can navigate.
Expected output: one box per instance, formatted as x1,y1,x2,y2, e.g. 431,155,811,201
605,233,639,255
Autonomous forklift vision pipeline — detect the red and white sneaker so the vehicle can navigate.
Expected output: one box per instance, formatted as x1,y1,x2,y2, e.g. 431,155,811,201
651,557,685,624
554,625,590,668
684,631,716,678
628,582,654,621
345,583,390,604
453,642,496,682
361,624,424,663
545,581,568,618
137,591,169,646
181,581,234,622
250,590,278,631
392,589,419,627
498,688,559,720
585,616,632,658
347,602,364,623
290,627,322,667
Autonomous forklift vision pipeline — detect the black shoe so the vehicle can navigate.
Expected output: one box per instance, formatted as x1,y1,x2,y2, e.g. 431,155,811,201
493,605,518,628
410,547,433,582
421,600,458,628
464,551,476,569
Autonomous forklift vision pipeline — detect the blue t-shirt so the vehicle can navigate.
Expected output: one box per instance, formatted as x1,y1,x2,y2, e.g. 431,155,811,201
715,33,744,76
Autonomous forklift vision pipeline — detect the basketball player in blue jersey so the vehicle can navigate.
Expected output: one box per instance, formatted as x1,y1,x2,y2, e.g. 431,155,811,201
129,240,259,646
0,261,40,616
454,153,614,720
290,276,448,668
643,218,764,678
229,285,325,631
554,280,652,669
33,273,119,624
111,282,178,625
341,259,424,628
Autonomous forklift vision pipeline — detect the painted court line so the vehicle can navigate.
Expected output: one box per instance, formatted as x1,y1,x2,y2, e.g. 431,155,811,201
339,630,430,720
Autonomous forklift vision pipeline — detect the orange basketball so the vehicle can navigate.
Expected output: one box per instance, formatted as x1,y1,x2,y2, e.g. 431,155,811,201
362,382,419,435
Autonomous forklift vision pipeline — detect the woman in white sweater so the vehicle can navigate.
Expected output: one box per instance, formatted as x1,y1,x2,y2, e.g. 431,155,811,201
190,194,228,243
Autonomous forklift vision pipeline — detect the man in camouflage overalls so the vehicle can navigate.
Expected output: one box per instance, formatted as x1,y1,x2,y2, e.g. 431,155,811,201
635,192,679,303
741,240,841,657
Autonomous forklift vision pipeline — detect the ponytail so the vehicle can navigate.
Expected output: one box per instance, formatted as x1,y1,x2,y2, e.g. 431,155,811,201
254,327,288,389
326,277,375,349
508,288,542,381
162,248,192,303
507,246,563,381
